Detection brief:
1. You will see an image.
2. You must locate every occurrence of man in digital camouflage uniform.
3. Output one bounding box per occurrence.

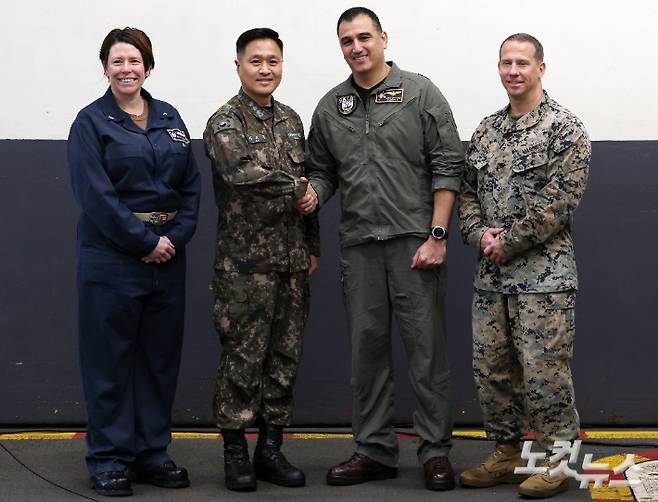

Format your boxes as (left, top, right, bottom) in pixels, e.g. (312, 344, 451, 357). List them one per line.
(458, 33, 590, 499)
(298, 7, 463, 491)
(203, 28, 319, 492)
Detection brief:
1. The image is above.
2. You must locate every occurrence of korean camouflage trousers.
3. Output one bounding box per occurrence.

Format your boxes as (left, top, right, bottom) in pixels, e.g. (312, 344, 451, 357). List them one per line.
(472, 289, 580, 450)
(212, 269, 309, 429)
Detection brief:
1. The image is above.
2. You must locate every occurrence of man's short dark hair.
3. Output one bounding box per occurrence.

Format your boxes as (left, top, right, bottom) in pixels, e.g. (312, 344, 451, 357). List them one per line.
(236, 28, 283, 56)
(499, 33, 544, 62)
(336, 7, 383, 35)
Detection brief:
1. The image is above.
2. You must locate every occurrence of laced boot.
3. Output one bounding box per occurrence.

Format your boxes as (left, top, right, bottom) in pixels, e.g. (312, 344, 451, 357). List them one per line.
(221, 429, 257, 491)
(460, 442, 529, 487)
(518, 455, 570, 498)
(253, 424, 305, 487)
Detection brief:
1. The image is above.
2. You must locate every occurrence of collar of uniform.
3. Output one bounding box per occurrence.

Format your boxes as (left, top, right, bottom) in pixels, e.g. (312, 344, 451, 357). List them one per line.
(334, 61, 403, 96)
(498, 90, 549, 134)
(237, 88, 289, 124)
(99, 87, 175, 124)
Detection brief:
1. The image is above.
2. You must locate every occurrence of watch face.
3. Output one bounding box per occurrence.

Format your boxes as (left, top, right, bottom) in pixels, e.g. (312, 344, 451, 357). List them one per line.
(431, 226, 446, 239)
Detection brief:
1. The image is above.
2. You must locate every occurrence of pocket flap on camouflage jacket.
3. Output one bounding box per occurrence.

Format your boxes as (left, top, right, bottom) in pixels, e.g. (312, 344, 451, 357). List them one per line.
(512, 150, 549, 173)
(288, 148, 305, 164)
(544, 291, 576, 310)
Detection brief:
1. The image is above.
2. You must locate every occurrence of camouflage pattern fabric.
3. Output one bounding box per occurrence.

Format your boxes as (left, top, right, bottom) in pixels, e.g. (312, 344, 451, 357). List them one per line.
(204, 89, 320, 275)
(472, 289, 579, 450)
(204, 89, 317, 429)
(459, 92, 590, 293)
(459, 92, 589, 450)
(212, 269, 309, 429)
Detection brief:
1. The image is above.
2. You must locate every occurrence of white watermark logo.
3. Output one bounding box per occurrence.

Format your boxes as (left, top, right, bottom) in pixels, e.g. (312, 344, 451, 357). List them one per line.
(514, 440, 640, 489)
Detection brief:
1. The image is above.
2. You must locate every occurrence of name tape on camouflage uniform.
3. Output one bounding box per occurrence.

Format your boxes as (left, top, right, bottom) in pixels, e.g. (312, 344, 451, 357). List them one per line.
(337, 94, 358, 115)
(167, 128, 190, 144)
(288, 132, 303, 140)
(247, 134, 267, 144)
(516, 141, 546, 155)
(375, 88, 404, 103)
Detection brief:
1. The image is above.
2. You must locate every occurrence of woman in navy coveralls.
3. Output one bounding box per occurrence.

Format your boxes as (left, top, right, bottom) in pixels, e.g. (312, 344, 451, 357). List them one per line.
(67, 27, 200, 497)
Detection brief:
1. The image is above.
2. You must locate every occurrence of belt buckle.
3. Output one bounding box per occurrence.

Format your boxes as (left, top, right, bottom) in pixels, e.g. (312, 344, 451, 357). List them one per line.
(148, 212, 168, 225)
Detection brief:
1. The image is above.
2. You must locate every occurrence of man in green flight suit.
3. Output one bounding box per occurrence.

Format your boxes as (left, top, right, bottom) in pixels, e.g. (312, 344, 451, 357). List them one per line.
(298, 7, 464, 491)
(204, 28, 320, 492)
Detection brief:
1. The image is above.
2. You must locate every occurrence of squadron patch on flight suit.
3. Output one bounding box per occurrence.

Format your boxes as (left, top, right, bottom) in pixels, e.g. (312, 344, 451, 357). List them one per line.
(375, 88, 404, 103)
(167, 128, 190, 145)
(337, 94, 358, 115)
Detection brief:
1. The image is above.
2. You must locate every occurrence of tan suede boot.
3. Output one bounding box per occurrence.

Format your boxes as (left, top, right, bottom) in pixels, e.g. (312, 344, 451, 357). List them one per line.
(459, 443, 529, 487)
(517, 458, 570, 498)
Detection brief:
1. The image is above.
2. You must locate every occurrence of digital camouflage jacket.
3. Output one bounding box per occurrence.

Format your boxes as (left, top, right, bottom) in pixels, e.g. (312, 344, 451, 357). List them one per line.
(459, 92, 591, 293)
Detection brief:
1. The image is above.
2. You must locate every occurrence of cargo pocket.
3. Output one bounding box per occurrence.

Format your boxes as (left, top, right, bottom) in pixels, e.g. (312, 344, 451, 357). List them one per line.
(212, 276, 250, 342)
(539, 291, 576, 360)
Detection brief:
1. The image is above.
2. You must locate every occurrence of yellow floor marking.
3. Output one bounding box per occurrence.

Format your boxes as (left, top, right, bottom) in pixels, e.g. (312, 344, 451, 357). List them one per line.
(453, 431, 488, 438)
(289, 433, 354, 439)
(172, 432, 221, 439)
(586, 431, 658, 439)
(1, 431, 657, 441)
(588, 453, 650, 501)
(0, 432, 77, 440)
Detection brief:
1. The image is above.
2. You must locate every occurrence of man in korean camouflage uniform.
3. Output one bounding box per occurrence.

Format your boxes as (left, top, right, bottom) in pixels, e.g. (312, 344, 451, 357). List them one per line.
(458, 33, 590, 498)
(203, 28, 319, 492)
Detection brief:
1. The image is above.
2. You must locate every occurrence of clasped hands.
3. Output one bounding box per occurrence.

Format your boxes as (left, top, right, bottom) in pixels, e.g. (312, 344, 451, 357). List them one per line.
(142, 236, 175, 264)
(481, 227, 510, 265)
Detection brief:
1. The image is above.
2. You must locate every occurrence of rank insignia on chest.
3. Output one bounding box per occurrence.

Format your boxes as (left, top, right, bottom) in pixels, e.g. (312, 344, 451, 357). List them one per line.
(375, 88, 404, 103)
(337, 94, 358, 115)
(167, 128, 190, 145)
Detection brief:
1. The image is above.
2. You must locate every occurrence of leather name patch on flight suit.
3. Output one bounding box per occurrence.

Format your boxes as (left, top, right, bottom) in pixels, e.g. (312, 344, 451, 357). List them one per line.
(375, 88, 404, 103)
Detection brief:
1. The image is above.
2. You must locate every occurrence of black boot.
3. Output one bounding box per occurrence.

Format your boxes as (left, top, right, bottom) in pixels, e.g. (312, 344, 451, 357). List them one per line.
(221, 429, 257, 491)
(253, 424, 305, 487)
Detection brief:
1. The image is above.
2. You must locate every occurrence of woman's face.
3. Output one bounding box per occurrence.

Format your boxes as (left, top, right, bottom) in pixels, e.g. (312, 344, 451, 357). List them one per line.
(104, 42, 146, 100)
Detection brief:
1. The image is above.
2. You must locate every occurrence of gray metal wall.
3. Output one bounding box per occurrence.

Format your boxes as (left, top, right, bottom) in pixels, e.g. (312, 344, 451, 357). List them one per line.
(0, 140, 655, 427)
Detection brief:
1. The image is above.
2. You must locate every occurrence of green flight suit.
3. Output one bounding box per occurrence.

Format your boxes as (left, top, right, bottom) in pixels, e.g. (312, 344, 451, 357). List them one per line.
(307, 63, 464, 466)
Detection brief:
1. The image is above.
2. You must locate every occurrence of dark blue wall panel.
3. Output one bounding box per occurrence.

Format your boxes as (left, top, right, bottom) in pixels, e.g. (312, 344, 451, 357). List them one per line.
(0, 140, 655, 426)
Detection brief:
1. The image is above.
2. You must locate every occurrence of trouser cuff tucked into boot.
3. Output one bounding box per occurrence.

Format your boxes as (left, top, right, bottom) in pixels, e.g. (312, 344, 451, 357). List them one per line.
(253, 424, 305, 487)
(222, 429, 257, 491)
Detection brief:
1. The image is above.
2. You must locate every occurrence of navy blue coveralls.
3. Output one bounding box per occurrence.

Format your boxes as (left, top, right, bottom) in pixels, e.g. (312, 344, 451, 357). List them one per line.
(68, 87, 201, 475)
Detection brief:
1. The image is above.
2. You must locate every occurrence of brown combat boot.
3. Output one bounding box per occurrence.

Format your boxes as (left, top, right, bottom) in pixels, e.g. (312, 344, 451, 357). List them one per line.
(517, 457, 569, 498)
(459, 442, 529, 487)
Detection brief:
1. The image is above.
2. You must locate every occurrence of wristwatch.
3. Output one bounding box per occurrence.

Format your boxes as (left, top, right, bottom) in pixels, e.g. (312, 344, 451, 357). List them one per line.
(430, 225, 448, 240)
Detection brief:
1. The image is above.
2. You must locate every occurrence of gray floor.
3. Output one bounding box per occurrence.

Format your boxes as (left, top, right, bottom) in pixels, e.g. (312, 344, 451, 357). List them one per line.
(0, 431, 653, 502)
